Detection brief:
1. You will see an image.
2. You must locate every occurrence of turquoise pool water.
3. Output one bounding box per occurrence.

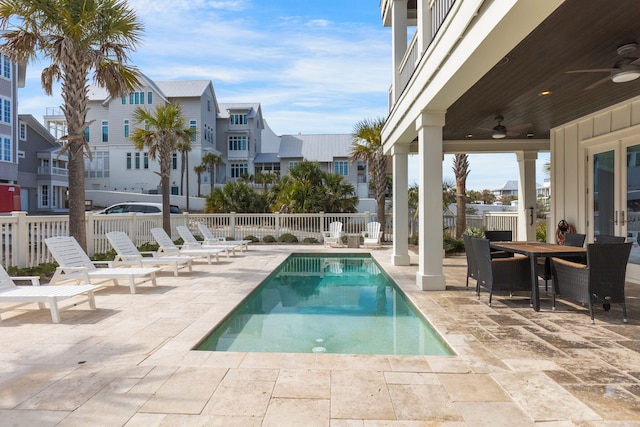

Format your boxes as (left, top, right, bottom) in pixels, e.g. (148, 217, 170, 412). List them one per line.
(196, 254, 452, 355)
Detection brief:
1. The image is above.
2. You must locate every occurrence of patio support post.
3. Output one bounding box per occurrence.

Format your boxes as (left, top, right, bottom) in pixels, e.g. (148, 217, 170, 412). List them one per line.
(516, 151, 538, 241)
(416, 111, 446, 290)
(392, 144, 410, 265)
(417, 0, 432, 55)
(392, 0, 408, 102)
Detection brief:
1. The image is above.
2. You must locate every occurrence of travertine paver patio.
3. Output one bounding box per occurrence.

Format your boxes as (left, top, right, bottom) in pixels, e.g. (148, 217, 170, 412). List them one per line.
(1, 244, 640, 426)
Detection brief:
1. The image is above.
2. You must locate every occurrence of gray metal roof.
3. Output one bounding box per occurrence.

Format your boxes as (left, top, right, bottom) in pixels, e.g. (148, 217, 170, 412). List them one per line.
(218, 103, 260, 118)
(279, 134, 353, 162)
(254, 153, 280, 163)
(155, 80, 211, 97)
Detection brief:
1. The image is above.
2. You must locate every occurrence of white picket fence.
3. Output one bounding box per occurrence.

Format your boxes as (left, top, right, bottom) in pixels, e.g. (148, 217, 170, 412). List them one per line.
(2, 211, 392, 268)
(443, 211, 519, 238)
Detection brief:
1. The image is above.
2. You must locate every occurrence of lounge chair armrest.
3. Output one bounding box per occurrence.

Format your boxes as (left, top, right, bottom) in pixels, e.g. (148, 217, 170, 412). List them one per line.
(10, 275, 41, 286)
(322, 231, 331, 238)
(204, 238, 222, 244)
(115, 254, 142, 262)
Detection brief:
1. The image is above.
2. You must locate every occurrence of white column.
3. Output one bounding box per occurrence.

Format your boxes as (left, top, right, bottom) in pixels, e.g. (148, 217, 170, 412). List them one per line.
(392, 0, 408, 102)
(417, 0, 432, 55)
(516, 151, 538, 241)
(416, 111, 446, 290)
(392, 145, 410, 266)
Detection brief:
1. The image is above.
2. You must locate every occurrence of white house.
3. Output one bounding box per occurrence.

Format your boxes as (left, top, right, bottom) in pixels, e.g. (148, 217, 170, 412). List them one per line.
(380, 0, 640, 288)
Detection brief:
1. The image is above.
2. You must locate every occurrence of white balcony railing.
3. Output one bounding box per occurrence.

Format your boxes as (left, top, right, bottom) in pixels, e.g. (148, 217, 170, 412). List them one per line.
(37, 166, 68, 176)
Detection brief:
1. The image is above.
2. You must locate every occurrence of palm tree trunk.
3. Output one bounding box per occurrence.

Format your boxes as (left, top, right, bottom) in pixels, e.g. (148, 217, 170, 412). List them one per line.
(185, 154, 190, 211)
(67, 148, 87, 250)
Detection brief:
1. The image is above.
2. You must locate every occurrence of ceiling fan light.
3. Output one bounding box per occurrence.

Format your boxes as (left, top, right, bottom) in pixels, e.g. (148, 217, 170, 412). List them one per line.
(611, 66, 640, 83)
(492, 129, 506, 139)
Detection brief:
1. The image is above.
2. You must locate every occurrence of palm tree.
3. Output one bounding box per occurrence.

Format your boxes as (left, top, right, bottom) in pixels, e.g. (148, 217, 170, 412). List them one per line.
(453, 154, 470, 238)
(0, 0, 143, 250)
(130, 103, 195, 234)
(194, 164, 206, 196)
(176, 138, 193, 210)
(351, 117, 388, 236)
(201, 152, 222, 193)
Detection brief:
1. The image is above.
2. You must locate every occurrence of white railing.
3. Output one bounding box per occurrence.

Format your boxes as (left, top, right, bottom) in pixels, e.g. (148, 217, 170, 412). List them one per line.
(443, 211, 518, 238)
(4, 211, 392, 268)
(37, 166, 68, 176)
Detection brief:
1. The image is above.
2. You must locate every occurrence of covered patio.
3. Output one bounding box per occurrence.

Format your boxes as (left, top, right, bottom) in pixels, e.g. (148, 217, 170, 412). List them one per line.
(382, 0, 640, 289)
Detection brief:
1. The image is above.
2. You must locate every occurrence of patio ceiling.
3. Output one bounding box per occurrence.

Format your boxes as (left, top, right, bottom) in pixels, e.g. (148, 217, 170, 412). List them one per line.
(443, 0, 640, 142)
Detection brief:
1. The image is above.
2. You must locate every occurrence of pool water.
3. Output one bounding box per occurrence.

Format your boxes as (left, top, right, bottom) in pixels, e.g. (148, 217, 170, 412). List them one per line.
(196, 254, 452, 356)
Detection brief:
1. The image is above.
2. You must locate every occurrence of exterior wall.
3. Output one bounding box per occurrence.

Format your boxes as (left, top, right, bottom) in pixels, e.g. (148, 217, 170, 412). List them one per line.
(0, 58, 19, 184)
(550, 95, 640, 243)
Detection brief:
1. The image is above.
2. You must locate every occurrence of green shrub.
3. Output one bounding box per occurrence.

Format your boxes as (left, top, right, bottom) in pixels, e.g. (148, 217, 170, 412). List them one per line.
(464, 226, 485, 237)
(138, 242, 159, 252)
(91, 249, 117, 261)
(244, 235, 260, 243)
(262, 235, 276, 243)
(303, 237, 318, 244)
(7, 262, 58, 280)
(279, 233, 299, 243)
(443, 234, 464, 254)
(409, 233, 419, 245)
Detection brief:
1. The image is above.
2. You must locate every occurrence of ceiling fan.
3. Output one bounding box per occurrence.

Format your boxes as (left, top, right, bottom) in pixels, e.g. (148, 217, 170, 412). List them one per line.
(479, 116, 532, 139)
(566, 43, 640, 90)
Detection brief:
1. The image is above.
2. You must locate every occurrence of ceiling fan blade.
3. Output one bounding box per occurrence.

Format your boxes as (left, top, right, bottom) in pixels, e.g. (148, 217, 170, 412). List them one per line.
(566, 68, 615, 73)
(505, 130, 520, 137)
(585, 76, 611, 90)
(631, 58, 640, 66)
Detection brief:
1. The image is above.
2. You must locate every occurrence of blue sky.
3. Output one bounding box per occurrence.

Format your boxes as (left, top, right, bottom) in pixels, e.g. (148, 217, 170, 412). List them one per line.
(16, 0, 549, 191)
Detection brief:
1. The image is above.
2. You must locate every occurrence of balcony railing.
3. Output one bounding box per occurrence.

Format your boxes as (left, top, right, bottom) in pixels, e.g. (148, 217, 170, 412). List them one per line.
(37, 166, 68, 176)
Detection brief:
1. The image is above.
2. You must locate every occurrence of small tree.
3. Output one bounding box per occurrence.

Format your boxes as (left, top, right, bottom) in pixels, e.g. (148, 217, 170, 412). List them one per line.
(453, 154, 470, 238)
(202, 153, 222, 193)
(130, 103, 195, 233)
(194, 164, 206, 196)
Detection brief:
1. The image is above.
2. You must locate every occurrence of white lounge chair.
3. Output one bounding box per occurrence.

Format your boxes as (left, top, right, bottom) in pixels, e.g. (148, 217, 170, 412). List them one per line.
(323, 221, 344, 247)
(196, 223, 251, 251)
(150, 228, 225, 264)
(106, 231, 194, 277)
(175, 226, 236, 257)
(0, 265, 103, 323)
(361, 222, 382, 248)
(44, 236, 160, 294)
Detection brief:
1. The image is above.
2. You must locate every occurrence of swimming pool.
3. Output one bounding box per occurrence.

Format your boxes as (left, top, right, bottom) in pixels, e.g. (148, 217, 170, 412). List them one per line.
(196, 254, 452, 356)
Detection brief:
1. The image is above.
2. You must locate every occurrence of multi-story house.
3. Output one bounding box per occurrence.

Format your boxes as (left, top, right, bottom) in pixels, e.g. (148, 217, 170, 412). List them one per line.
(17, 114, 68, 212)
(45, 75, 222, 197)
(380, 0, 640, 288)
(0, 54, 24, 199)
(42, 74, 372, 209)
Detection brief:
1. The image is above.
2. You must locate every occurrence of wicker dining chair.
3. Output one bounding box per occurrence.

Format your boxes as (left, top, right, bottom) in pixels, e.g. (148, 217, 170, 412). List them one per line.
(594, 234, 626, 244)
(472, 237, 531, 306)
(463, 234, 478, 289)
(536, 232, 587, 290)
(551, 242, 632, 323)
(484, 230, 514, 258)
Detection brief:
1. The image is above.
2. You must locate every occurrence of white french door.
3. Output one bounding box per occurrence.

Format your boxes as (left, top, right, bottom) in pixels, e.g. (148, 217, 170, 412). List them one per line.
(588, 140, 640, 280)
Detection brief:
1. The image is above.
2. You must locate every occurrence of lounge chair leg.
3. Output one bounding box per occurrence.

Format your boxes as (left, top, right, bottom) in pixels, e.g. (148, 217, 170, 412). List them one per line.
(623, 302, 628, 323)
(48, 298, 61, 323)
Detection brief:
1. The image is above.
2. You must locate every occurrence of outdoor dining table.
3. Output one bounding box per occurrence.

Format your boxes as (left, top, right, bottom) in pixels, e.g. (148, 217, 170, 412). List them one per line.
(488, 241, 587, 311)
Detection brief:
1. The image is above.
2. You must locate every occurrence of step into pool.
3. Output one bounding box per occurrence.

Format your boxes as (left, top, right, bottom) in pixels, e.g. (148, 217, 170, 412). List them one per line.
(196, 254, 452, 356)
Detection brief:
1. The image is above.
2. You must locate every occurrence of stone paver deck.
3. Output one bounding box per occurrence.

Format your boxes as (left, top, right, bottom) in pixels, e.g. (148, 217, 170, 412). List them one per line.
(1, 245, 639, 426)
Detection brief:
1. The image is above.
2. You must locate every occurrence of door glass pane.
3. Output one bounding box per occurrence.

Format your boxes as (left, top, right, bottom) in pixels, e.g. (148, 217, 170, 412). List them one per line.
(593, 150, 615, 237)
(627, 145, 640, 265)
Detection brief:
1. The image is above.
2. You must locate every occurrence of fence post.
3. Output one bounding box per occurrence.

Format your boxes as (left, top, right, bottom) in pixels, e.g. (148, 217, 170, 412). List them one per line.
(86, 212, 95, 256)
(230, 212, 236, 239)
(13, 211, 28, 267)
(274, 212, 280, 239)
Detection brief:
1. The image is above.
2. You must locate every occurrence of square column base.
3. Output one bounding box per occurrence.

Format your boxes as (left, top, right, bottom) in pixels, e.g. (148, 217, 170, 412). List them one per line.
(393, 254, 411, 266)
(416, 272, 446, 290)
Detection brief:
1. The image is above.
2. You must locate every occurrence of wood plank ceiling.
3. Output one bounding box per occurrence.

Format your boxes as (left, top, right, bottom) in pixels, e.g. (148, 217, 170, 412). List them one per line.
(442, 0, 640, 141)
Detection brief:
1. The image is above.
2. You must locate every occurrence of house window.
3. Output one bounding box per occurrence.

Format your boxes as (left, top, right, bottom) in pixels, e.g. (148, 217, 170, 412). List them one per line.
(40, 185, 49, 207)
(134, 92, 139, 104)
(124, 119, 129, 138)
(126, 152, 132, 169)
(207, 100, 211, 111)
(147, 92, 152, 104)
(229, 114, 247, 125)
(121, 96, 126, 104)
(144, 120, 149, 131)
(139, 91, 145, 104)
(84, 127, 90, 142)
(19, 121, 26, 140)
(230, 162, 248, 178)
(334, 161, 348, 176)
(190, 120, 196, 142)
(143, 152, 149, 169)
(129, 93, 134, 104)
(101, 121, 108, 142)
(228, 135, 247, 151)
(2, 55, 9, 79)
(357, 161, 366, 183)
(84, 151, 109, 178)
(288, 161, 299, 170)
(172, 153, 177, 170)
(135, 152, 140, 169)
(2, 138, 10, 161)
(3, 99, 10, 123)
